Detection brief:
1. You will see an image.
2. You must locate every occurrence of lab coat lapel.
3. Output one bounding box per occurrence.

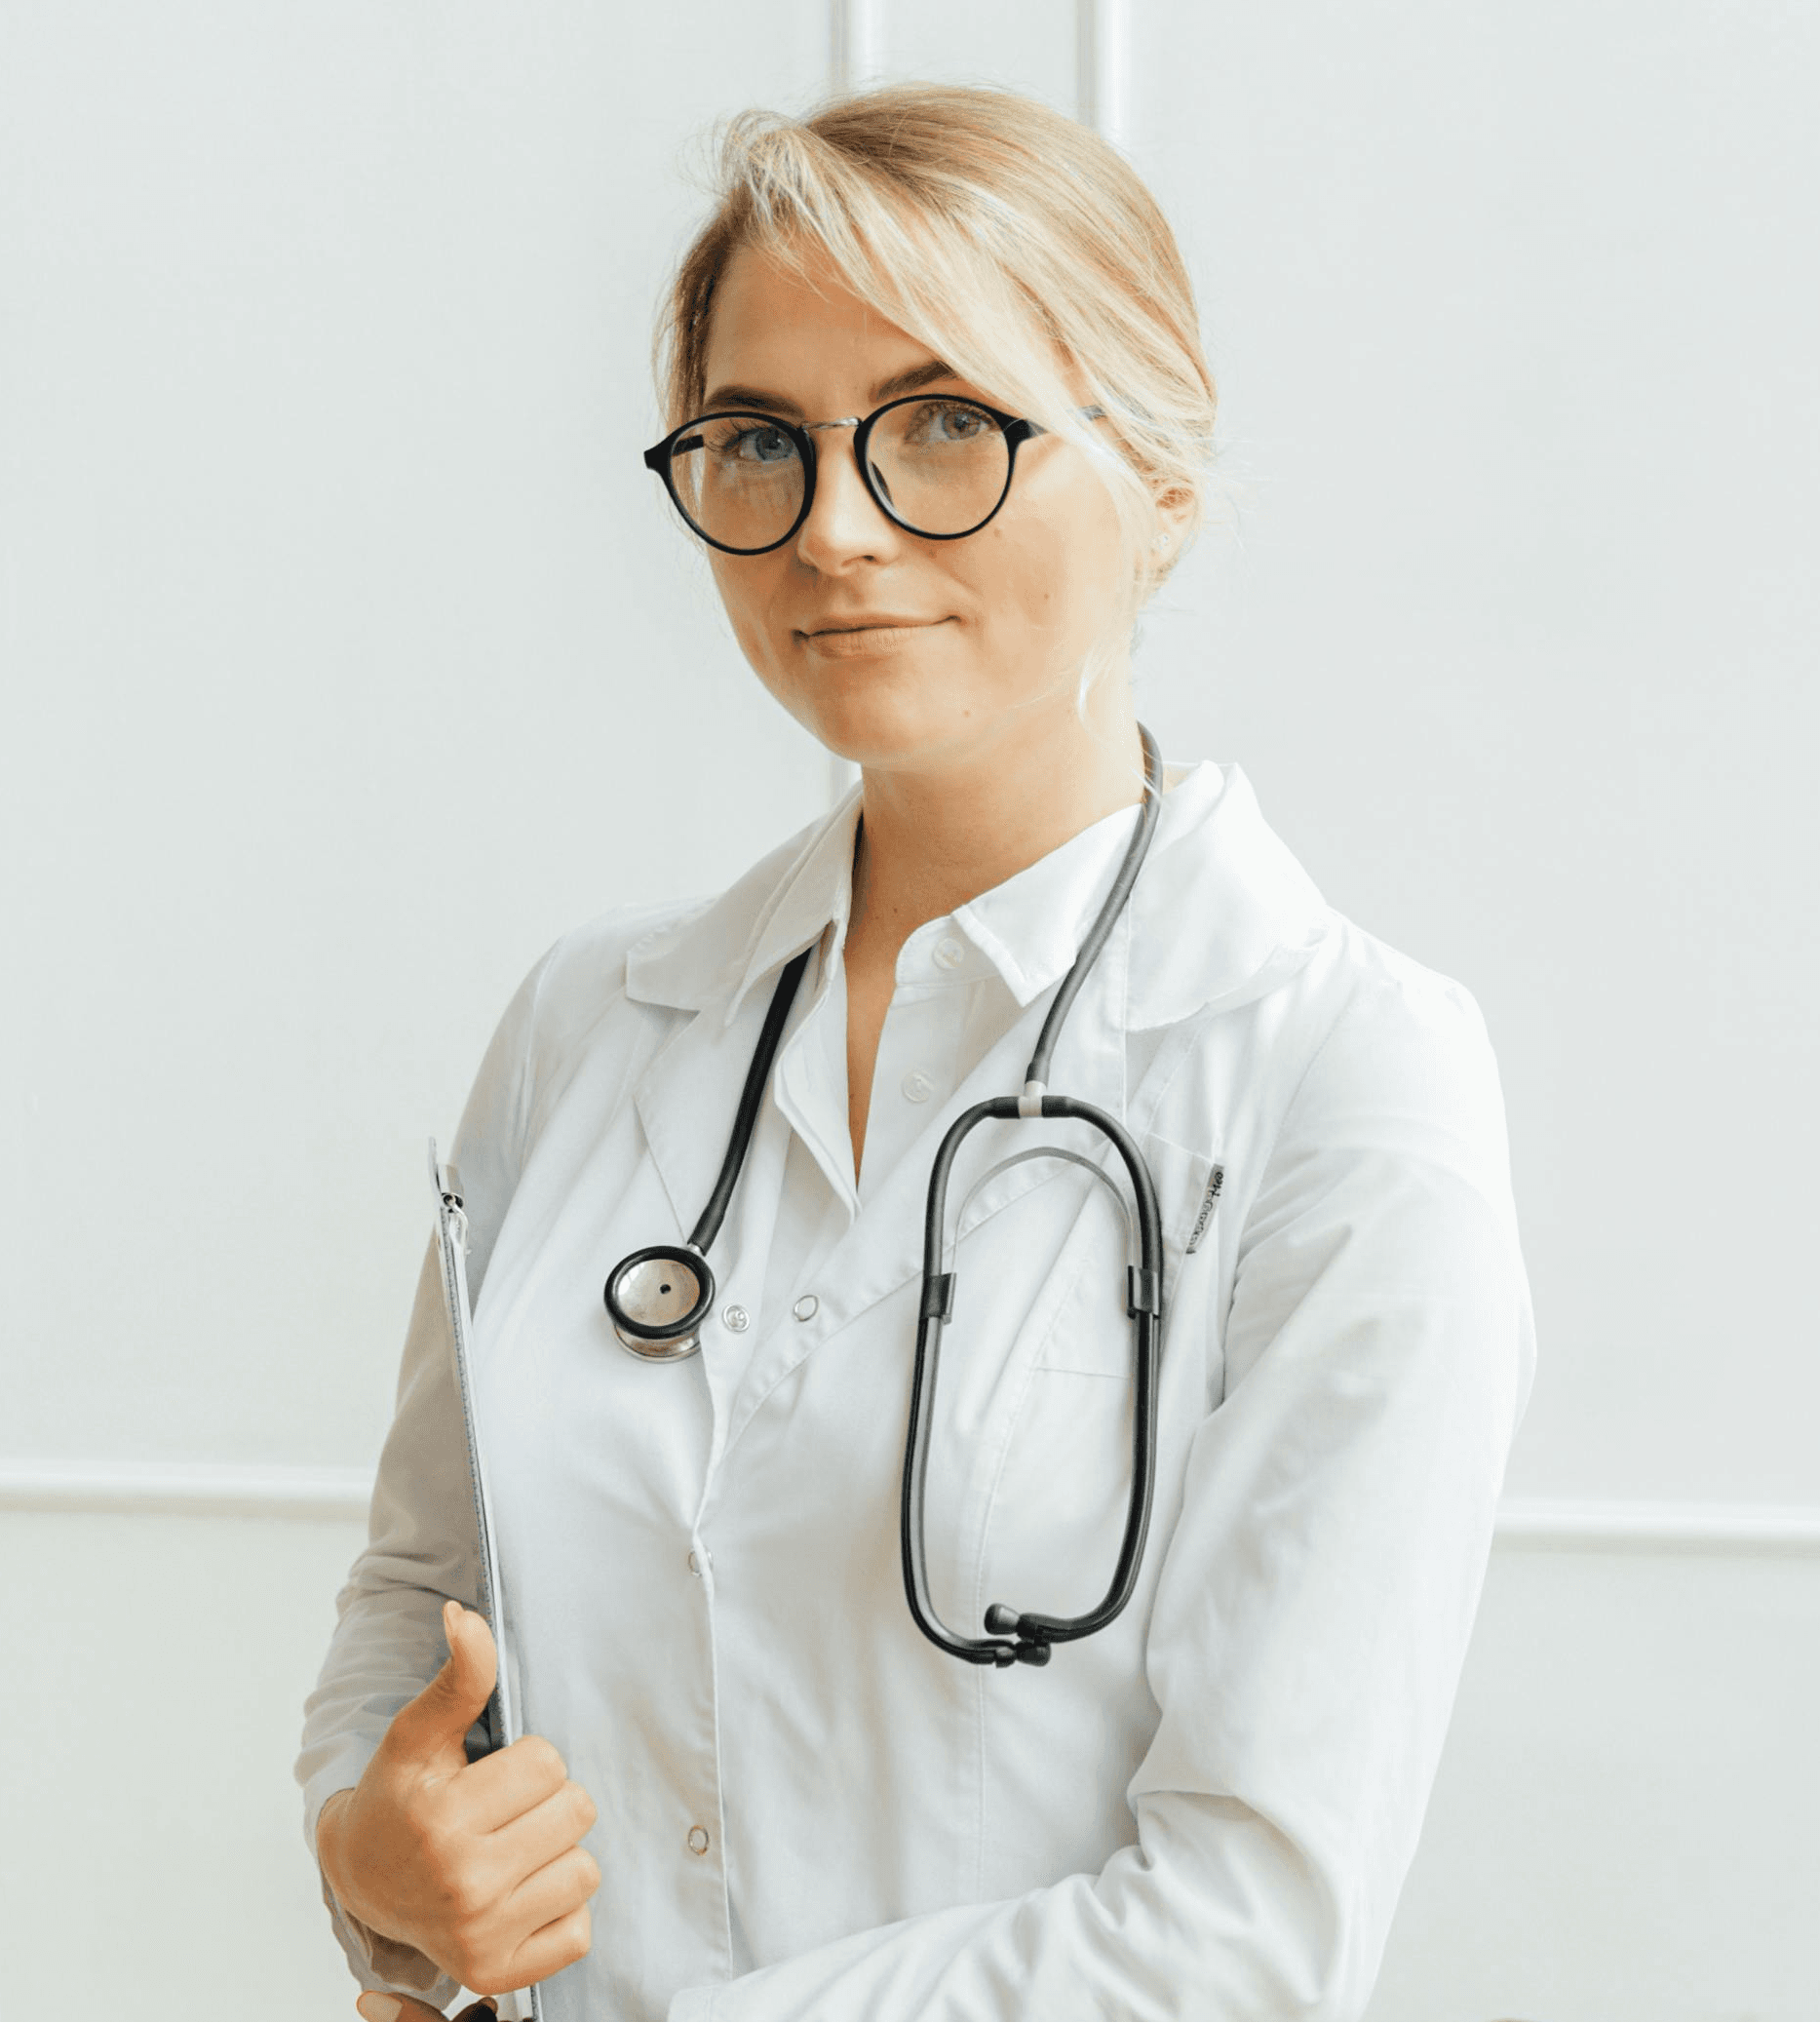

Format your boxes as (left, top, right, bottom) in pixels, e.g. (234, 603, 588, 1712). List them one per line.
(631, 1006, 755, 1256)
(629, 989, 810, 1458)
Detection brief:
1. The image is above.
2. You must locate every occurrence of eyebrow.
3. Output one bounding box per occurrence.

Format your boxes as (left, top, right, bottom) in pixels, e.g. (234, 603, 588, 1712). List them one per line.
(699, 357, 964, 418)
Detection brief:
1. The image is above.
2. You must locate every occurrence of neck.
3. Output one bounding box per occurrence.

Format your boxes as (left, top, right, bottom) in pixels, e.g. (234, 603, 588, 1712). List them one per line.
(846, 688, 1145, 968)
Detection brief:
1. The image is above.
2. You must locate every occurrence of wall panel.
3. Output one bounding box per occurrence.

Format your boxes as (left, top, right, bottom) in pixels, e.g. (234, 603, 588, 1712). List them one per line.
(0, 0, 833, 1471)
(1129, 0, 1820, 1507)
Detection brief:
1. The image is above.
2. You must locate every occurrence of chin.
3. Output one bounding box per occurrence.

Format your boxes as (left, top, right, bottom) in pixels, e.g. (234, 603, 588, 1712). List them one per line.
(772, 668, 963, 773)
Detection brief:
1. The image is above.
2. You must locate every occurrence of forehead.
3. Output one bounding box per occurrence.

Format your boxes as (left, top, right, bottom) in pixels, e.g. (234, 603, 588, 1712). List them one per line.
(701, 243, 930, 398)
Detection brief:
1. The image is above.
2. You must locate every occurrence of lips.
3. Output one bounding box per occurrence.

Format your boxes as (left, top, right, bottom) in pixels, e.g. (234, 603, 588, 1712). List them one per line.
(804, 616, 938, 634)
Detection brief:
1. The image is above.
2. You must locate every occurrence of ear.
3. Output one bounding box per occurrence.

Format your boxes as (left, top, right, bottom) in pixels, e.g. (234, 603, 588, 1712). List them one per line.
(1153, 481, 1196, 548)
(1140, 484, 1197, 590)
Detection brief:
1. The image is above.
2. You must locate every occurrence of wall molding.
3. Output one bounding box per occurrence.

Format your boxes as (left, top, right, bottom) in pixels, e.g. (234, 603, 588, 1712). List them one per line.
(830, 0, 885, 94)
(0, 1460, 375, 1521)
(1491, 1497, 1820, 1555)
(1077, 0, 1132, 149)
(3, 1460, 1818, 1552)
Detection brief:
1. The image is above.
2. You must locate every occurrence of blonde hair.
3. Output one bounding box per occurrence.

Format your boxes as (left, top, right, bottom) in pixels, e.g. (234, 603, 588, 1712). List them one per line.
(653, 83, 1218, 691)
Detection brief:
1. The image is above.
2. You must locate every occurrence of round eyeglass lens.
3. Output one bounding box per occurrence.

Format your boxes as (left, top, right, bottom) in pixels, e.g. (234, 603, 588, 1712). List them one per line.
(868, 399, 1011, 536)
(667, 413, 807, 552)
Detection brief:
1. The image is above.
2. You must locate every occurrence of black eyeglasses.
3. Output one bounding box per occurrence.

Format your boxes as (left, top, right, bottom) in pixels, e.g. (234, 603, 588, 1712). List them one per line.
(642, 395, 1106, 556)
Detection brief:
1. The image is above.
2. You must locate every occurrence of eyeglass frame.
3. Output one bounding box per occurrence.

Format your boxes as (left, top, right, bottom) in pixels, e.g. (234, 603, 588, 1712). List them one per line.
(641, 395, 1108, 557)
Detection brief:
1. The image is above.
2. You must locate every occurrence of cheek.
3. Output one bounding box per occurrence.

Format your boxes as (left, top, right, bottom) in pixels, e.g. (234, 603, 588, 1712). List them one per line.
(710, 561, 788, 679)
(987, 501, 1123, 645)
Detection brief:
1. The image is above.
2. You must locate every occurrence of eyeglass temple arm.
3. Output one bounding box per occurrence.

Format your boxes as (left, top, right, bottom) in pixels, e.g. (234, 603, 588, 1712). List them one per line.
(1023, 405, 1105, 439)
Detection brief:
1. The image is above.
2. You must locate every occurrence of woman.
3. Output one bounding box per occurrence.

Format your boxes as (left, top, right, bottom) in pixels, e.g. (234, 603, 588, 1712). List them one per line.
(299, 83, 1534, 2022)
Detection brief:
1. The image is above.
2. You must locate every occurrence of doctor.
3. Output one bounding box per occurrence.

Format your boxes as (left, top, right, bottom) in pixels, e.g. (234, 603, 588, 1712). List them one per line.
(299, 82, 1533, 2022)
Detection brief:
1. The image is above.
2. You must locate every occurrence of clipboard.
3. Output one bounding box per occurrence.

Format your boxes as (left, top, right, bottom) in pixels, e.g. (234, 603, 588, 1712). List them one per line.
(429, 1140, 546, 2022)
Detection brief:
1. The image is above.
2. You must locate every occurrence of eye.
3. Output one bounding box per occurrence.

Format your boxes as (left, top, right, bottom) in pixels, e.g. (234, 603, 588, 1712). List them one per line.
(914, 401, 993, 444)
(724, 423, 797, 465)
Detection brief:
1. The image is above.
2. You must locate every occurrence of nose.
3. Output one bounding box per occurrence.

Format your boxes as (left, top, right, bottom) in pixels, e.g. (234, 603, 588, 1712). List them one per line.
(793, 423, 903, 573)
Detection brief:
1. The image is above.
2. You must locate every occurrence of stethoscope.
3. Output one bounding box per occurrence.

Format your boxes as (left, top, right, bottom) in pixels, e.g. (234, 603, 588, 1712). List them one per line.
(603, 726, 1168, 1669)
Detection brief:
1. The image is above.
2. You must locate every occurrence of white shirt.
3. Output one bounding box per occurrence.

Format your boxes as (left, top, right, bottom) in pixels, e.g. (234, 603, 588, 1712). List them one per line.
(297, 758, 1535, 2022)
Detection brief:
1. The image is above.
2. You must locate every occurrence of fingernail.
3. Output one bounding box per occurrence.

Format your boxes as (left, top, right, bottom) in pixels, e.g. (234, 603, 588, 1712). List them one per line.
(443, 1598, 460, 1640)
(357, 1996, 403, 2022)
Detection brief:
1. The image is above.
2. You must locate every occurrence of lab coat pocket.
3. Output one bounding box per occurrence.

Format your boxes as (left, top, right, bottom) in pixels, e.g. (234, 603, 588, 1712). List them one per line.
(1143, 1128, 1222, 1276)
(983, 1363, 1137, 1624)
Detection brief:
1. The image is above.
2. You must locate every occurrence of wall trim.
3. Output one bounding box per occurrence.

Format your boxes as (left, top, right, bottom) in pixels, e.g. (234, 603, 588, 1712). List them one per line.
(0, 1460, 375, 1521)
(1492, 1497, 1820, 1554)
(830, 0, 885, 94)
(1077, 0, 1132, 149)
(3, 1460, 1818, 1551)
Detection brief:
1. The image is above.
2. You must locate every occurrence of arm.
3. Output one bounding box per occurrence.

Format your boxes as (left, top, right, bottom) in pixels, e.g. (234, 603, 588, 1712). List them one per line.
(295, 951, 553, 1999)
(669, 971, 1534, 2022)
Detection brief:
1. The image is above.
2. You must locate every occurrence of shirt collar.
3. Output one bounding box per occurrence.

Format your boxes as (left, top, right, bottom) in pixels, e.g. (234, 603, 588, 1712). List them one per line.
(622, 758, 1331, 1030)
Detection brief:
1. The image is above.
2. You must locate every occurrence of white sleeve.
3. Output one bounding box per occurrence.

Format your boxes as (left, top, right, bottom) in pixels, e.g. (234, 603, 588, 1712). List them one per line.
(668, 972, 1536, 2022)
(293, 948, 550, 2002)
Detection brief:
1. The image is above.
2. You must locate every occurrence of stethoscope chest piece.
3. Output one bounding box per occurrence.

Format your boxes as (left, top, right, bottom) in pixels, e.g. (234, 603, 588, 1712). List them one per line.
(600, 946, 813, 1366)
(605, 1243, 715, 1361)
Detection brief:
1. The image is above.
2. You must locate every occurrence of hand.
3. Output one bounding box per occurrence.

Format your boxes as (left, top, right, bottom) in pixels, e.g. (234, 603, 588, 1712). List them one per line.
(319, 1600, 600, 1997)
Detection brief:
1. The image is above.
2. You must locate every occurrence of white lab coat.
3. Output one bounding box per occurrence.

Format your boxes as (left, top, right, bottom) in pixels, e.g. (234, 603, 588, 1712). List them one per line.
(297, 757, 1534, 2022)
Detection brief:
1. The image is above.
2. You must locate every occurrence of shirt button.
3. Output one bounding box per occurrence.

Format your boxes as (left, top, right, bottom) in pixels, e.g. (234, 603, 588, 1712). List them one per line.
(687, 1549, 704, 1576)
(722, 1303, 750, 1333)
(933, 936, 966, 971)
(687, 1825, 711, 1856)
(793, 1294, 819, 1322)
(901, 1068, 935, 1104)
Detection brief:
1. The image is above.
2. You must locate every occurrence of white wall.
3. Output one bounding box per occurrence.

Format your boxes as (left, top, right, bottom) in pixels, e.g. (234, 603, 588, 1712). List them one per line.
(1127, 0, 1820, 1508)
(4, 3, 1815, 2015)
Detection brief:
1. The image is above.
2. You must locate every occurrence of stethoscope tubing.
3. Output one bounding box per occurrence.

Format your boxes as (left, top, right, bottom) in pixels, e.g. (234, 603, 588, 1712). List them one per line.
(900, 1090, 1166, 1668)
(602, 723, 1169, 1670)
(689, 945, 814, 1256)
(899, 725, 1169, 1668)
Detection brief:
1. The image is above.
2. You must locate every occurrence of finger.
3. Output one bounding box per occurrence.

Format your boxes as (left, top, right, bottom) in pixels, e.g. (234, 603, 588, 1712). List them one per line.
(494, 1842, 602, 1940)
(385, 1601, 499, 1773)
(502, 1901, 594, 1992)
(457, 1730, 571, 1832)
(486, 1777, 598, 1876)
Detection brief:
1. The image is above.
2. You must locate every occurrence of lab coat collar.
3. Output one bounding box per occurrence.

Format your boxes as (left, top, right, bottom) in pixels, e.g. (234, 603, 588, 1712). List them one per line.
(621, 758, 1331, 1031)
(623, 785, 864, 1026)
(1121, 759, 1334, 1027)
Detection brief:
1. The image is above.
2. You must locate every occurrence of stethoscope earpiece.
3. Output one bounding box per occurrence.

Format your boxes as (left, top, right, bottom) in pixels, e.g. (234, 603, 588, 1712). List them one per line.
(604, 1243, 716, 1361)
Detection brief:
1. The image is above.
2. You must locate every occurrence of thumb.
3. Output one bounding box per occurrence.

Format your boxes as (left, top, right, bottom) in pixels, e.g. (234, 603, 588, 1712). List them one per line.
(387, 1598, 497, 1770)
(356, 1995, 483, 2021)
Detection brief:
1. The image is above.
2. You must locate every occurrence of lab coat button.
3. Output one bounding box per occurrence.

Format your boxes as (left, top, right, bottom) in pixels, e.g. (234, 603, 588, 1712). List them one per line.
(687, 1549, 704, 1575)
(722, 1303, 750, 1332)
(793, 1294, 819, 1322)
(901, 1068, 935, 1104)
(933, 936, 965, 970)
(687, 1825, 711, 1856)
